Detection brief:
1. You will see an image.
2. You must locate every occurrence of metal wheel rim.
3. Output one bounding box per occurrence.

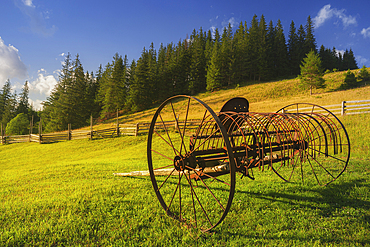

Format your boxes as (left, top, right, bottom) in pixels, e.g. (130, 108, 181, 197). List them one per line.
(147, 95, 236, 231)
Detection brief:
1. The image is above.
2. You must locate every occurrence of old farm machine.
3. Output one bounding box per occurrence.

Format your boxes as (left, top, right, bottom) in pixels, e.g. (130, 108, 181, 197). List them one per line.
(122, 95, 350, 232)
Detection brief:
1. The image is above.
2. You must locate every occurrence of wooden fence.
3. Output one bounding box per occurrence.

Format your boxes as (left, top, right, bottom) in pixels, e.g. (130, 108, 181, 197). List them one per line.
(286, 99, 370, 116)
(1, 99, 369, 145)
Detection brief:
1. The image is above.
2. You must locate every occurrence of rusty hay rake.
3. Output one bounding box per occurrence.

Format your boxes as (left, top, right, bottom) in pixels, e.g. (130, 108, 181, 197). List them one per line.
(119, 95, 350, 232)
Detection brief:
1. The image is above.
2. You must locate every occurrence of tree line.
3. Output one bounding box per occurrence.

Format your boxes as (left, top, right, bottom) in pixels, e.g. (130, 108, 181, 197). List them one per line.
(1, 14, 359, 133)
(0, 80, 39, 134)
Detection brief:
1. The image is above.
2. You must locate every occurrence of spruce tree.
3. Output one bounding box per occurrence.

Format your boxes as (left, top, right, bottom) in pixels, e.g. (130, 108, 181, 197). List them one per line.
(206, 41, 223, 91)
(358, 65, 370, 82)
(189, 28, 207, 94)
(219, 23, 234, 86)
(300, 51, 325, 95)
(17, 81, 29, 115)
(157, 43, 172, 100)
(266, 20, 276, 80)
(297, 24, 306, 65)
(287, 21, 300, 75)
(69, 54, 90, 128)
(248, 15, 260, 80)
(304, 16, 317, 54)
(274, 20, 288, 78)
(0, 79, 12, 123)
(127, 48, 152, 112)
(232, 21, 248, 84)
(319, 45, 332, 71)
(257, 15, 268, 81)
(342, 69, 357, 89)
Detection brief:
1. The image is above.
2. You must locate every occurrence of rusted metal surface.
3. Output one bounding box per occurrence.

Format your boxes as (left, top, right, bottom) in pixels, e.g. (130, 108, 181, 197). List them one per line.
(136, 96, 350, 232)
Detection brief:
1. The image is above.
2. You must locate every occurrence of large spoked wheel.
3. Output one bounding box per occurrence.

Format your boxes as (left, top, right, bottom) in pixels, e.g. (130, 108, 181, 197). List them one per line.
(274, 103, 350, 186)
(147, 95, 236, 232)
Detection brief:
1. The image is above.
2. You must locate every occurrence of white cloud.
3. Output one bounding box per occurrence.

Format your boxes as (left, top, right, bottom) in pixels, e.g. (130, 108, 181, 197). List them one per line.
(356, 55, 369, 67)
(314, 4, 357, 28)
(336, 49, 345, 56)
(0, 37, 28, 87)
(22, 0, 34, 7)
(361, 27, 370, 38)
(210, 26, 216, 39)
(15, 0, 56, 36)
(28, 98, 43, 111)
(222, 17, 237, 28)
(28, 69, 58, 96)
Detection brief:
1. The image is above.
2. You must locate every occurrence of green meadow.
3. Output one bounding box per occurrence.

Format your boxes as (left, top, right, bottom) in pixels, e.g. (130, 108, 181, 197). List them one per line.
(1, 73, 370, 246)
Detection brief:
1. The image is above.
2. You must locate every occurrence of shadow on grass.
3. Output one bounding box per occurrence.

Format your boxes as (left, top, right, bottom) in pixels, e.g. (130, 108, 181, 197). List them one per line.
(237, 179, 369, 217)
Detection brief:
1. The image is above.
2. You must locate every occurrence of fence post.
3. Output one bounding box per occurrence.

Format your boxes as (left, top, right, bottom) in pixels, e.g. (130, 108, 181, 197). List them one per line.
(341, 101, 346, 116)
(116, 109, 120, 137)
(135, 123, 139, 137)
(29, 115, 34, 142)
(1, 123, 3, 144)
(39, 118, 42, 144)
(68, 124, 71, 140)
(90, 115, 93, 140)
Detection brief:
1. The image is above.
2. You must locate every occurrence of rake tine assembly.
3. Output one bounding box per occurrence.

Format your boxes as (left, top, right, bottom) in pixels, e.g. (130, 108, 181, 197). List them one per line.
(143, 96, 350, 232)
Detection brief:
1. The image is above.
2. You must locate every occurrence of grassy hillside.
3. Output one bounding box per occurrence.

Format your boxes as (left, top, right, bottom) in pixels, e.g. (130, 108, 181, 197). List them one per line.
(117, 69, 370, 125)
(1, 71, 370, 246)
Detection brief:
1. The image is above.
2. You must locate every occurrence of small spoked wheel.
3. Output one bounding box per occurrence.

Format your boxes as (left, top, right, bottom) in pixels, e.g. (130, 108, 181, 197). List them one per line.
(147, 95, 236, 231)
(274, 103, 350, 186)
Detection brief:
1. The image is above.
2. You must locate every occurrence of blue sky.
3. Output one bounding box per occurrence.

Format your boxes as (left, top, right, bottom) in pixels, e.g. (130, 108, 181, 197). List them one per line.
(1, 0, 369, 109)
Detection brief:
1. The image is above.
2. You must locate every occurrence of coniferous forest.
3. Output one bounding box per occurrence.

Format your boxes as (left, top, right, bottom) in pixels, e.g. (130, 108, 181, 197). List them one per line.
(0, 15, 359, 133)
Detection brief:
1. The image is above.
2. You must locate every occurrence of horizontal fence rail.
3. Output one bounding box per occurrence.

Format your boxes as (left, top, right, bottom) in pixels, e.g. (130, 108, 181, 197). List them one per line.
(278, 100, 370, 116)
(342, 100, 370, 115)
(1, 99, 369, 145)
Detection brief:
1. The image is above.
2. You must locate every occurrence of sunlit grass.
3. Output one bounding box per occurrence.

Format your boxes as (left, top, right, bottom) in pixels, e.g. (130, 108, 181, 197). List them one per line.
(1, 73, 370, 245)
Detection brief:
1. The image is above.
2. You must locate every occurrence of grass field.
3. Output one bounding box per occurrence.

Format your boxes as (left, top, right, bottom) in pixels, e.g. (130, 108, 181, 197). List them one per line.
(1, 73, 370, 246)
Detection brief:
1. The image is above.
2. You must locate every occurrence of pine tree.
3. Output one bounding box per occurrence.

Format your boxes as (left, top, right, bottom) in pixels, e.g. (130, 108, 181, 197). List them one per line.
(206, 41, 223, 91)
(287, 21, 300, 75)
(97, 53, 129, 118)
(157, 43, 172, 100)
(42, 53, 93, 131)
(204, 29, 214, 68)
(219, 23, 234, 86)
(297, 24, 306, 65)
(266, 20, 276, 80)
(304, 16, 317, 54)
(257, 15, 268, 81)
(44, 52, 73, 131)
(232, 21, 248, 84)
(274, 20, 288, 78)
(189, 28, 207, 94)
(248, 15, 260, 80)
(170, 40, 190, 95)
(319, 45, 332, 72)
(358, 65, 370, 82)
(300, 51, 325, 95)
(127, 48, 153, 112)
(148, 42, 159, 103)
(17, 81, 29, 115)
(343, 49, 358, 70)
(0, 79, 12, 122)
(69, 54, 90, 128)
(341, 69, 357, 89)
(0, 79, 17, 126)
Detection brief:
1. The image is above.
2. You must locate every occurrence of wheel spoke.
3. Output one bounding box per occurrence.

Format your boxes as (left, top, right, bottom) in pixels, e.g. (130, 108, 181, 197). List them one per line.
(151, 149, 174, 161)
(156, 168, 176, 192)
